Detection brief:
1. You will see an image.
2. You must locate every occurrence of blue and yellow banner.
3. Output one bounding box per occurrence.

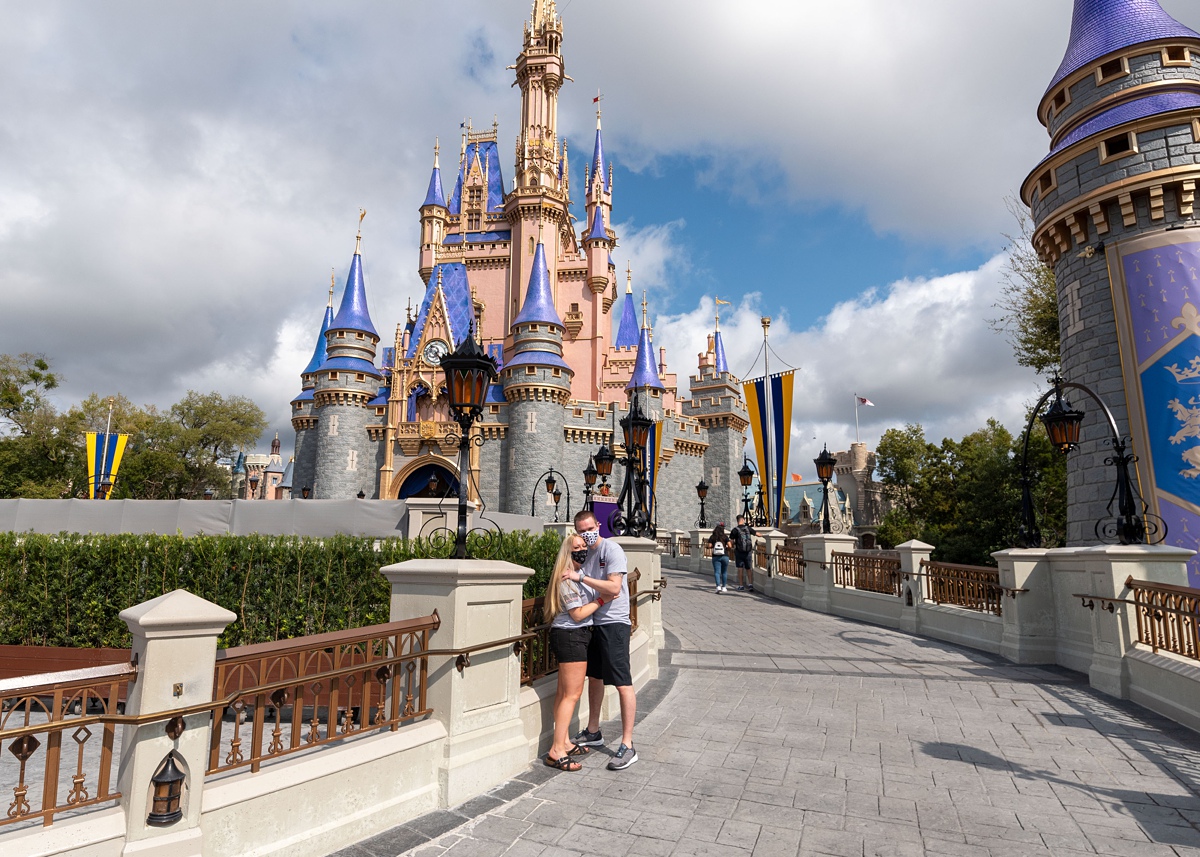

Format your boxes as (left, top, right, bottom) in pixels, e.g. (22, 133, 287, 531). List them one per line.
(743, 370, 795, 529)
(645, 419, 664, 519)
(86, 432, 128, 499)
(1110, 233, 1200, 585)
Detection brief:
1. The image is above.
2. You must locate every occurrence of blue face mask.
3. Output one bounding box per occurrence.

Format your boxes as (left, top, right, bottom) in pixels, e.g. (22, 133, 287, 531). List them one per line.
(580, 529, 600, 548)
(570, 549, 589, 565)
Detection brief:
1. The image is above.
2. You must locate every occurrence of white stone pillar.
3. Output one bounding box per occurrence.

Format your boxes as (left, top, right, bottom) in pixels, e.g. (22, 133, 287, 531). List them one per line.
(799, 533, 857, 614)
(896, 539, 933, 635)
(118, 590, 236, 857)
(993, 548, 1057, 664)
(403, 497, 478, 541)
(1073, 544, 1193, 698)
(381, 559, 533, 807)
(617, 536, 663, 670)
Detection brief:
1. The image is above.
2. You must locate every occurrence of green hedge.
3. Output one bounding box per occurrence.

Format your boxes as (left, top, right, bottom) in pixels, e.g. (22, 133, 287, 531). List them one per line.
(0, 530, 562, 648)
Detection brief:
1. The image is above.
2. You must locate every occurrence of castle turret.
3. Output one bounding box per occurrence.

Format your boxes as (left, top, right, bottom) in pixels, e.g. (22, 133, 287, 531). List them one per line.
(502, 239, 573, 516)
(291, 274, 336, 497)
(1024, 0, 1200, 553)
(419, 141, 449, 282)
(312, 223, 383, 499)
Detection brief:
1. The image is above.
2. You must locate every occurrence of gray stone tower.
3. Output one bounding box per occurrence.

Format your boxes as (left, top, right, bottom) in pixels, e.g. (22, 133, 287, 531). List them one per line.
(312, 231, 383, 499)
(291, 277, 334, 498)
(684, 326, 749, 526)
(501, 238, 573, 515)
(1024, 0, 1200, 568)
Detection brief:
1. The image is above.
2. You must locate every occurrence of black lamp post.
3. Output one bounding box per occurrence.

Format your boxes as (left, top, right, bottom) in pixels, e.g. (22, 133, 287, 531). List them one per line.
(356, 490, 366, 499)
(530, 468, 571, 522)
(439, 327, 499, 558)
(609, 394, 655, 537)
(814, 445, 837, 535)
(247, 472, 260, 500)
(594, 444, 615, 498)
(1018, 375, 1164, 547)
(695, 479, 709, 528)
(96, 475, 114, 501)
(582, 456, 598, 511)
(203, 487, 214, 501)
(738, 457, 768, 527)
(301, 486, 311, 499)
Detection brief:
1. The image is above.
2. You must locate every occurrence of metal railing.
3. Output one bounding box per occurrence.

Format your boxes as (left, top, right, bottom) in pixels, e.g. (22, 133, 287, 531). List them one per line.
(0, 661, 137, 828)
(677, 538, 691, 557)
(656, 536, 671, 551)
(1129, 578, 1200, 660)
(754, 543, 767, 570)
(207, 614, 438, 776)
(520, 597, 555, 685)
(920, 560, 1003, 616)
(830, 551, 904, 596)
(772, 546, 805, 579)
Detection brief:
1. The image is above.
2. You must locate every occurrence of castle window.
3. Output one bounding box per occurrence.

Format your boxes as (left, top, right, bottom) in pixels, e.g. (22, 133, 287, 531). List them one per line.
(528, 237, 534, 255)
(336, 332, 345, 338)
(1096, 57, 1129, 84)
(356, 373, 365, 382)
(529, 324, 539, 332)
(1037, 169, 1056, 196)
(489, 404, 500, 414)
(570, 302, 579, 313)
(468, 188, 482, 205)
(328, 371, 339, 380)
(526, 367, 536, 375)
(376, 407, 385, 416)
(552, 368, 562, 377)
(1051, 88, 1069, 114)
(1100, 131, 1136, 162)
(467, 213, 481, 231)
(1163, 46, 1191, 67)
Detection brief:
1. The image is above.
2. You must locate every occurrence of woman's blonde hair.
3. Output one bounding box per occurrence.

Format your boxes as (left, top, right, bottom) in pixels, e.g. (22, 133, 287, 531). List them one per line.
(545, 533, 586, 618)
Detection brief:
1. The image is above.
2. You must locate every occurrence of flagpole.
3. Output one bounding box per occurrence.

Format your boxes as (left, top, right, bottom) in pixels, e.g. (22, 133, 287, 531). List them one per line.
(853, 393, 860, 444)
(98, 396, 114, 500)
(761, 316, 774, 528)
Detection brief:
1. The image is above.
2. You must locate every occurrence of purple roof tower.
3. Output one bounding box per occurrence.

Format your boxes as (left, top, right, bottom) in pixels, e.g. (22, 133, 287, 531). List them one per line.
(422, 143, 448, 209)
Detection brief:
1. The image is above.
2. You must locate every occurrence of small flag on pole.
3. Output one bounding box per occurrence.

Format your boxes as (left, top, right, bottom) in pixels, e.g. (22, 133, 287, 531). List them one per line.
(791, 472, 801, 483)
(715, 298, 731, 306)
(856, 396, 875, 406)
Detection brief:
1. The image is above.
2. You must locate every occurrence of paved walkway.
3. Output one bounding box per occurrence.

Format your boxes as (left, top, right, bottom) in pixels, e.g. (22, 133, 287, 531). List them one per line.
(336, 568, 1200, 857)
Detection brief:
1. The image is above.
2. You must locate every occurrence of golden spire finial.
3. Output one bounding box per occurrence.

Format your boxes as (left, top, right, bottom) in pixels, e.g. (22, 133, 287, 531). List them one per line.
(355, 209, 366, 255)
(594, 90, 603, 125)
(641, 289, 649, 329)
(625, 264, 633, 294)
(329, 268, 335, 307)
(406, 297, 414, 324)
(433, 137, 440, 169)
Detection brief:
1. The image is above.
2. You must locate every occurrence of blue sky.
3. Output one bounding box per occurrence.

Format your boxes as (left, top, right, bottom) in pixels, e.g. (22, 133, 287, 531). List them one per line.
(1, 0, 1197, 480)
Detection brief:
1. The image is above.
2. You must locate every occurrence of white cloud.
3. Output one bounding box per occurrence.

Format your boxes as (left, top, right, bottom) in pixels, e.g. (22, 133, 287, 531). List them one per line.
(654, 252, 1041, 478)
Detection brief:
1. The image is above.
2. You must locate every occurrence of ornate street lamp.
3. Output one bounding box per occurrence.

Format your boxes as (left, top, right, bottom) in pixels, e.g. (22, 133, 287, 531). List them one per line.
(738, 457, 767, 527)
(356, 490, 366, 499)
(203, 487, 214, 500)
(531, 468, 571, 522)
(695, 479, 709, 529)
(439, 326, 499, 558)
(582, 456, 598, 511)
(814, 445, 837, 535)
(247, 472, 260, 500)
(1018, 375, 1164, 547)
(608, 394, 655, 538)
(301, 486, 311, 499)
(96, 475, 114, 501)
(594, 443, 615, 497)
(147, 754, 186, 826)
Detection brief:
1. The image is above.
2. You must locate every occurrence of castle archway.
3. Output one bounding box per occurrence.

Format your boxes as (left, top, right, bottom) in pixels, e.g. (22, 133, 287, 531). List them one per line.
(390, 455, 460, 500)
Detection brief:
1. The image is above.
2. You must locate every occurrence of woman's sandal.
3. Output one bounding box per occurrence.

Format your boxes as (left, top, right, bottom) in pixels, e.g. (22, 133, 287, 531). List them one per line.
(544, 753, 583, 771)
(565, 743, 590, 757)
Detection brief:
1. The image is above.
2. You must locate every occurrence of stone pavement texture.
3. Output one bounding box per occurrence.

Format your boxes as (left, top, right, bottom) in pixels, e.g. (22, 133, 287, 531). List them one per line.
(333, 568, 1200, 857)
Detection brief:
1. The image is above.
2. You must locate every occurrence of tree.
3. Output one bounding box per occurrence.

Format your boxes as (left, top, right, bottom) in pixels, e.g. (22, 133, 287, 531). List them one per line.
(990, 199, 1061, 376)
(0, 353, 59, 437)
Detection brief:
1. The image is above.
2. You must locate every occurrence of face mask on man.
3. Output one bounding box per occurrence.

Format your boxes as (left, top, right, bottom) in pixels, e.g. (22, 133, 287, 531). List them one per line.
(570, 549, 589, 565)
(580, 529, 600, 548)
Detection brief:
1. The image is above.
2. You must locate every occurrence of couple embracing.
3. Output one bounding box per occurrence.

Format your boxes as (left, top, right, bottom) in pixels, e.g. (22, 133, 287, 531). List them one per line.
(543, 509, 638, 773)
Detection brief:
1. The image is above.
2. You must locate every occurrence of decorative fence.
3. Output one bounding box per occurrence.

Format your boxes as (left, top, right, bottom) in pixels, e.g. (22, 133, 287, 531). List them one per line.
(830, 551, 903, 596)
(0, 661, 137, 828)
(1128, 578, 1200, 661)
(520, 597, 555, 685)
(754, 543, 767, 570)
(919, 560, 1003, 616)
(207, 615, 437, 776)
(771, 546, 805, 579)
(677, 538, 691, 557)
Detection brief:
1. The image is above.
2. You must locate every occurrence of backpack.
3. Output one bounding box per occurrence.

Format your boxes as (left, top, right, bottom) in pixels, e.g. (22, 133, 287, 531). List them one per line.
(712, 538, 725, 556)
(736, 526, 753, 554)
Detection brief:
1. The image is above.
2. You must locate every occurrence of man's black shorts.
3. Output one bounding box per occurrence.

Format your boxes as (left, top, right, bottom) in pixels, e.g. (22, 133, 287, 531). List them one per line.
(586, 623, 632, 686)
(734, 550, 752, 568)
(550, 626, 592, 663)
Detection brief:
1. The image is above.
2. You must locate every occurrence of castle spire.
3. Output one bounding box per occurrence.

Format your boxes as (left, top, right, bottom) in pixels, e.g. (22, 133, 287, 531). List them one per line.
(591, 109, 607, 195)
(302, 273, 337, 377)
(626, 315, 665, 392)
(614, 265, 639, 350)
(713, 297, 731, 376)
(331, 215, 378, 338)
(512, 240, 562, 328)
(422, 139, 447, 208)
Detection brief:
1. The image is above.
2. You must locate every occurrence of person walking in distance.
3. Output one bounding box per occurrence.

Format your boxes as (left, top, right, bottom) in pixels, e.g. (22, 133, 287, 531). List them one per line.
(708, 522, 731, 593)
(567, 509, 638, 770)
(543, 533, 606, 770)
(731, 514, 757, 592)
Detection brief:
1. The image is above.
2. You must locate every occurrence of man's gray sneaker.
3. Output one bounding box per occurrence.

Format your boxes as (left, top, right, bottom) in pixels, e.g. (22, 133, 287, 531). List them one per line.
(606, 743, 638, 770)
(571, 728, 603, 747)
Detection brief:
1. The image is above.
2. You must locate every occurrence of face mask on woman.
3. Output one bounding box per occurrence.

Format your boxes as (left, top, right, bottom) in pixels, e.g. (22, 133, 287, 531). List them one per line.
(570, 549, 589, 565)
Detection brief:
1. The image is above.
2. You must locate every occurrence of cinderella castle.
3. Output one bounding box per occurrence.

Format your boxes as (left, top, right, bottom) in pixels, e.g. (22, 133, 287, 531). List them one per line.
(290, 1, 748, 531)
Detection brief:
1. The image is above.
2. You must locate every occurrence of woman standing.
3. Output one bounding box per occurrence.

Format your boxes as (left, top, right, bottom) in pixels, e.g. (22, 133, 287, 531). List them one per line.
(544, 533, 606, 770)
(708, 522, 732, 593)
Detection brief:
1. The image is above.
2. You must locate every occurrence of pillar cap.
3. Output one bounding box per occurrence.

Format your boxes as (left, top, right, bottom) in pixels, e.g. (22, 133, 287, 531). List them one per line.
(380, 558, 533, 586)
(120, 589, 236, 640)
(896, 539, 935, 551)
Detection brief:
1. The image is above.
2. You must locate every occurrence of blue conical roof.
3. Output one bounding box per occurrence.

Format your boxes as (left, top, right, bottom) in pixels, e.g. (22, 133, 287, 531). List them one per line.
(330, 249, 378, 338)
(513, 242, 562, 327)
(422, 150, 447, 208)
(626, 326, 665, 391)
(586, 207, 608, 242)
(302, 302, 335, 375)
(280, 458, 294, 490)
(591, 117, 609, 193)
(614, 285, 639, 350)
(233, 451, 246, 475)
(1048, 0, 1200, 92)
(714, 330, 730, 375)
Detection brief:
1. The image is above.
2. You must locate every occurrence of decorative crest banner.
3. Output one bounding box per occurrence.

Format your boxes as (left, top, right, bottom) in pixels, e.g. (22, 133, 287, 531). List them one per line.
(1109, 232, 1200, 584)
(85, 432, 128, 499)
(742, 370, 795, 529)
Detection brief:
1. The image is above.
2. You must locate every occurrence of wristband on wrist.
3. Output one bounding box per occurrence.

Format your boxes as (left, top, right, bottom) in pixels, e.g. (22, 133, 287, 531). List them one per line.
(596, 597, 604, 607)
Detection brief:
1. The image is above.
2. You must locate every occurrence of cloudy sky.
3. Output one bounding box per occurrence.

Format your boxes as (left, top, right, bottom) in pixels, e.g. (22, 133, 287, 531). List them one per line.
(4, 0, 1198, 480)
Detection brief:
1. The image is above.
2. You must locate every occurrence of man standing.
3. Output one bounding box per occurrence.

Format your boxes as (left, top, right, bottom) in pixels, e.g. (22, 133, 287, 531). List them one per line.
(565, 509, 637, 770)
(731, 514, 757, 592)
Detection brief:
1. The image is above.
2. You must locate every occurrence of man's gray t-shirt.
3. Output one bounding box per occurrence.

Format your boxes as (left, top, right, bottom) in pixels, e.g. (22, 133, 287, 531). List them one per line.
(581, 538, 629, 625)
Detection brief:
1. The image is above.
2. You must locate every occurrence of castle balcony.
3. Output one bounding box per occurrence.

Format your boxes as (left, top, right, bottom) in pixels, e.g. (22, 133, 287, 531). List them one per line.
(393, 420, 463, 457)
(562, 309, 583, 340)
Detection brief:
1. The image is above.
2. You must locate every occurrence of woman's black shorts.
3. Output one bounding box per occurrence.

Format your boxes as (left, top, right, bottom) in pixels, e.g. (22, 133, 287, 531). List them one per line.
(550, 626, 592, 663)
